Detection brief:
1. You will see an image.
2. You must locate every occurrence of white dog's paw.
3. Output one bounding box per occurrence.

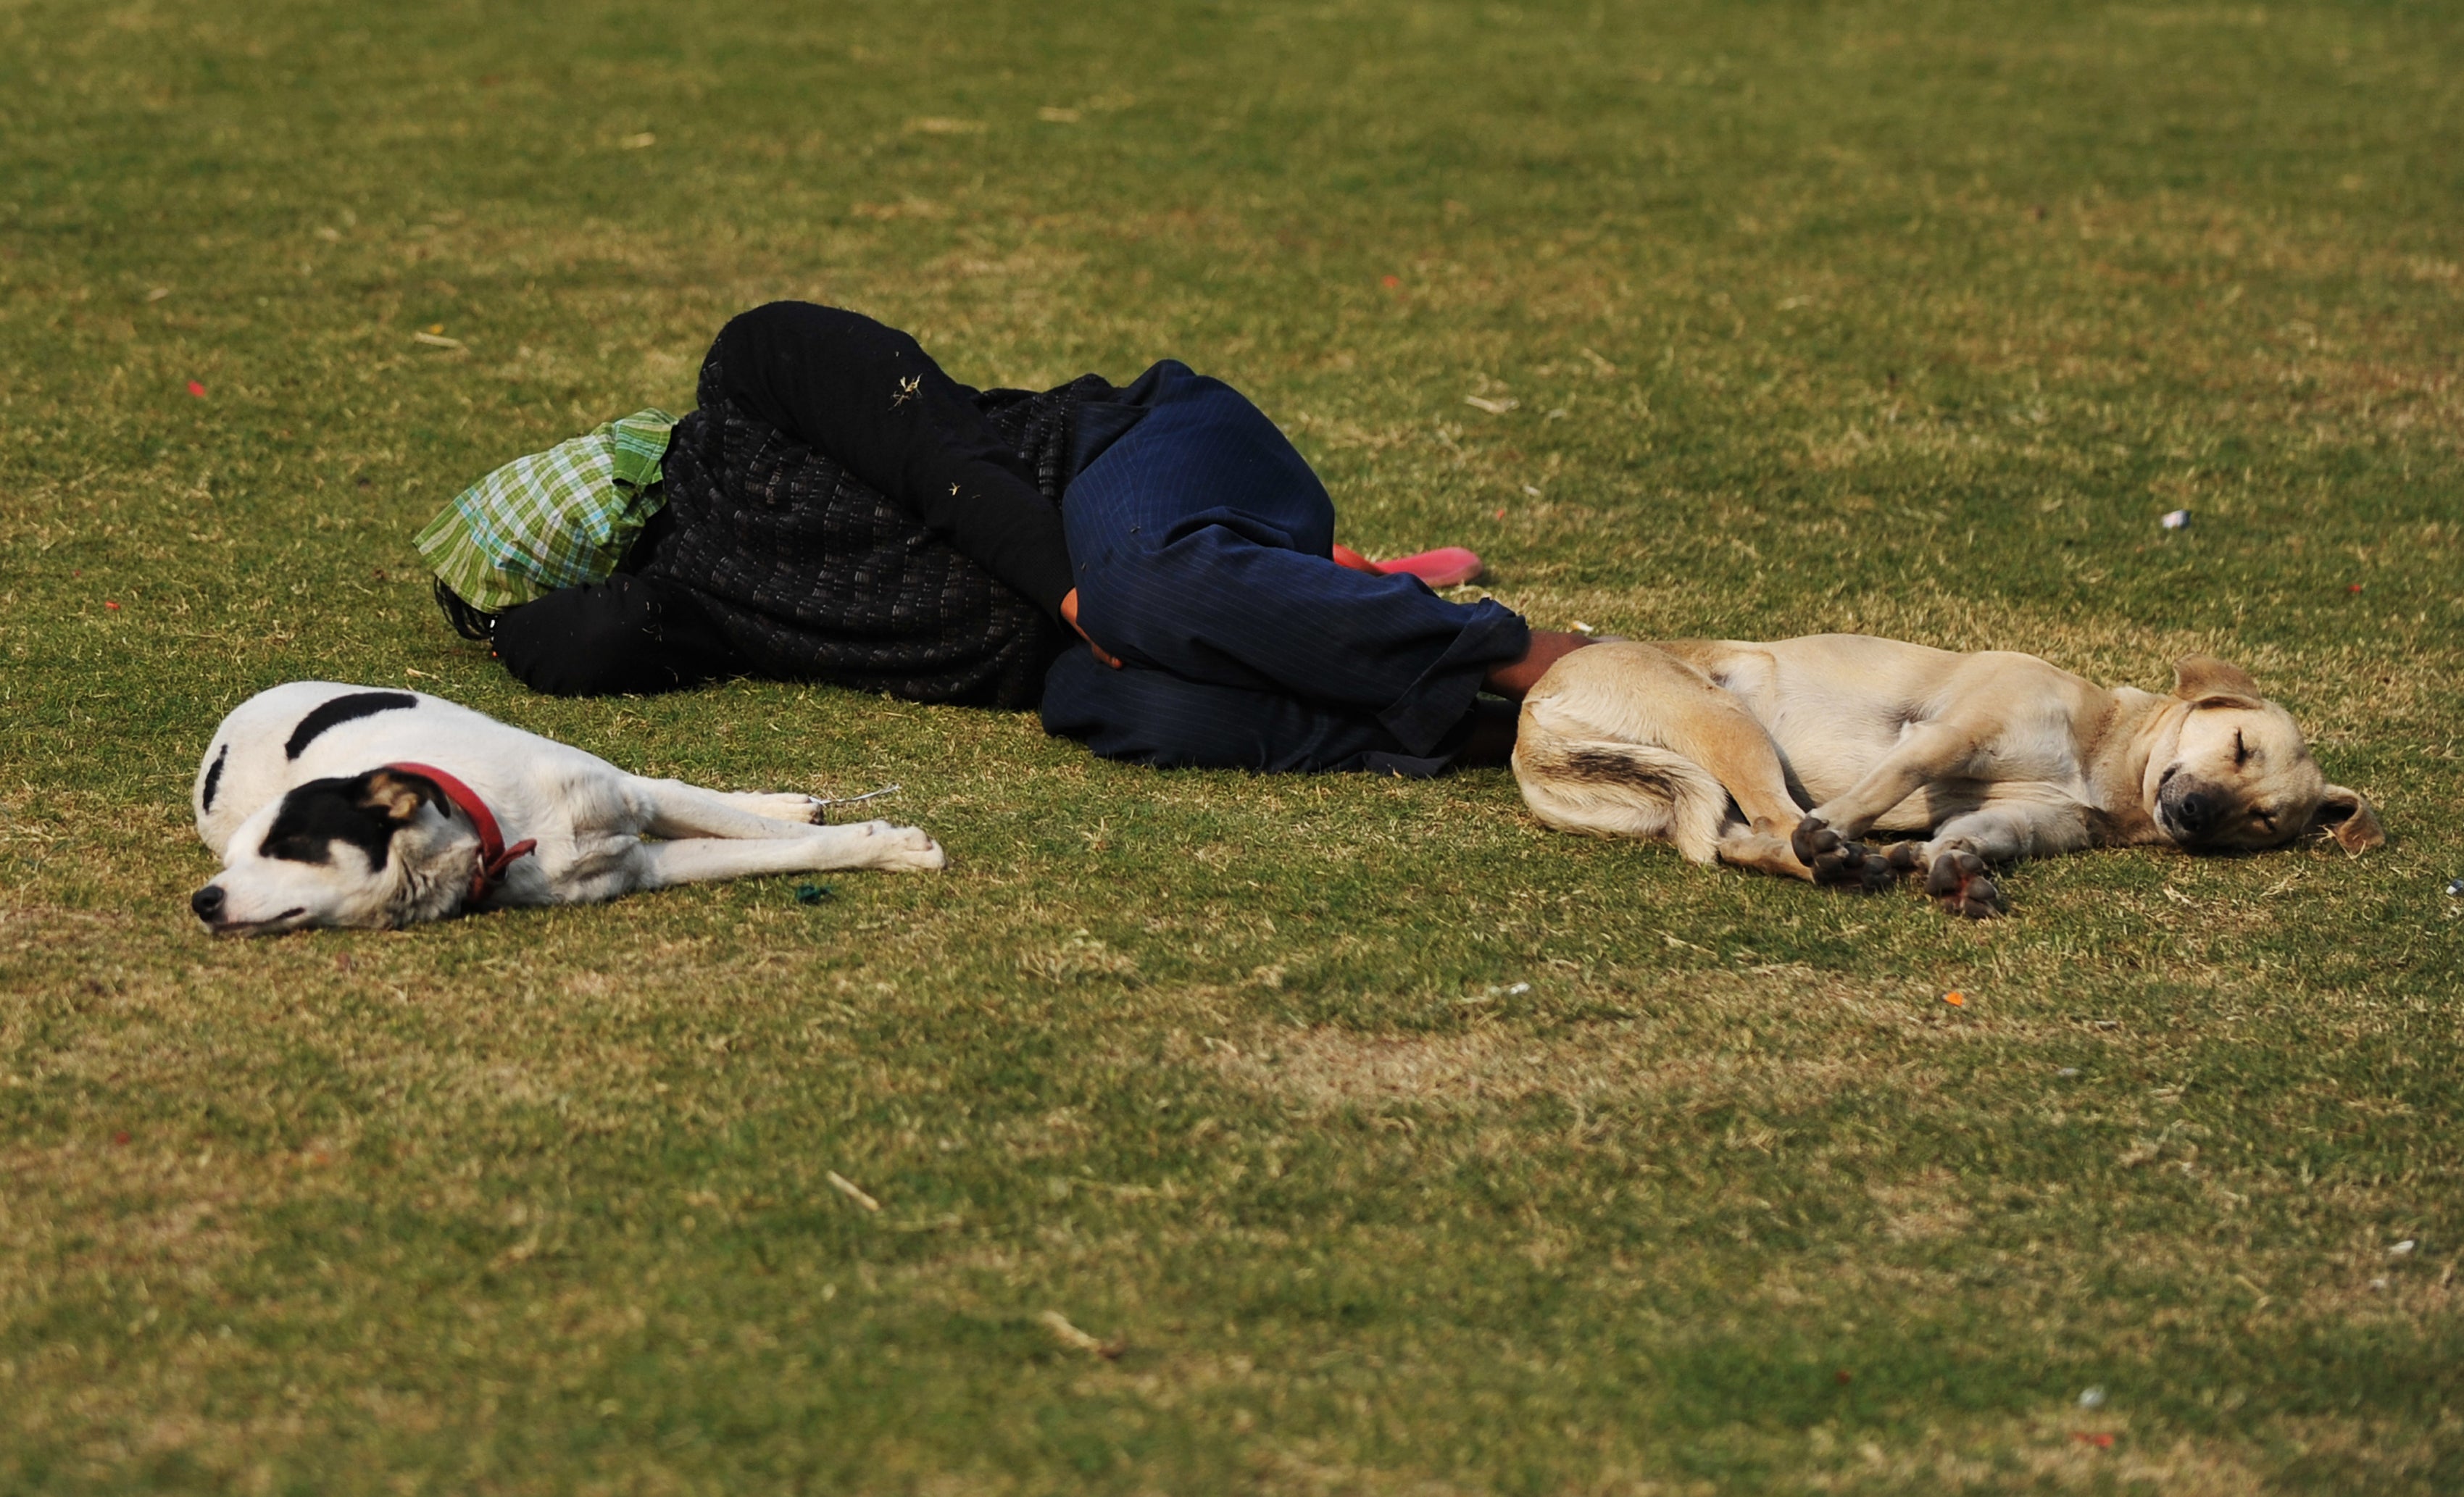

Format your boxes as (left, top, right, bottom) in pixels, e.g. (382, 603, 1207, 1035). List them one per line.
(857, 820, 947, 872)
(733, 792, 829, 825)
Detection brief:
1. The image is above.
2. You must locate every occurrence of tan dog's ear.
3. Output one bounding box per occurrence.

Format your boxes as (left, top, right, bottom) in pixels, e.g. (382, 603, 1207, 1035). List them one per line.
(2307, 784, 2384, 854)
(2173, 655, 2263, 706)
(359, 769, 442, 822)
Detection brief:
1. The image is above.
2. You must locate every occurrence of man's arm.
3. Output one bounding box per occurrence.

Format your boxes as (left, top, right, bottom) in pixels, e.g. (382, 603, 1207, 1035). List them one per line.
(707, 302, 1076, 617)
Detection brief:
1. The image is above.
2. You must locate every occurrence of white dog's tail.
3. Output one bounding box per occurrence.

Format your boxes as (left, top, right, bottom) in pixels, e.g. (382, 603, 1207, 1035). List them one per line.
(1511, 735, 1730, 864)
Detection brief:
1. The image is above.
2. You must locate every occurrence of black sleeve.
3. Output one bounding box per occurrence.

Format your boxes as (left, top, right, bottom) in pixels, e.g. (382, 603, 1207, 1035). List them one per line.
(704, 301, 1075, 617)
(494, 575, 749, 698)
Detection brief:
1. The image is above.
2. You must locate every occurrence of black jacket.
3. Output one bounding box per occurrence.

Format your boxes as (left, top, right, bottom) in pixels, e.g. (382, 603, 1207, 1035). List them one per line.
(628, 302, 1148, 707)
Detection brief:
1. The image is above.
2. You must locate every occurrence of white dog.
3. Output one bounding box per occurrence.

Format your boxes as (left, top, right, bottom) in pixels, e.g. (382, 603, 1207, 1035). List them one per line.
(191, 682, 945, 934)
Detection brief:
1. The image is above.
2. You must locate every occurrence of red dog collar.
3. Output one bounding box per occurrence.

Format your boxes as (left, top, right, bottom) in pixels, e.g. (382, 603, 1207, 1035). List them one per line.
(383, 762, 538, 904)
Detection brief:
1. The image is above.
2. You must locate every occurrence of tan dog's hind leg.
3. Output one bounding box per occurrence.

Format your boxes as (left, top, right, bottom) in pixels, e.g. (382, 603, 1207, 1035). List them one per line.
(1514, 729, 1730, 857)
(1513, 643, 1835, 883)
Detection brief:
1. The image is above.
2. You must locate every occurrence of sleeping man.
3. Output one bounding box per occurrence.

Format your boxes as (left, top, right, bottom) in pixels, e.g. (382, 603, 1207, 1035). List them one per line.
(417, 302, 1588, 774)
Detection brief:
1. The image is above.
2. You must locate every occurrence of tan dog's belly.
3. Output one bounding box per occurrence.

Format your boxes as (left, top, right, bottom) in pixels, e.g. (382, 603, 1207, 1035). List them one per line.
(1658, 635, 2100, 827)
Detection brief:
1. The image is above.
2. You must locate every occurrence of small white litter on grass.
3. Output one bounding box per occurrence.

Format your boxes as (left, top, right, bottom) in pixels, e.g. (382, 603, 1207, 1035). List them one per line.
(825, 1171, 880, 1212)
(2078, 1388, 2106, 1409)
(1040, 1310, 1126, 1359)
(2161, 509, 2191, 530)
(1465, 395, 1518, 414)
(815, 783, 900, 820)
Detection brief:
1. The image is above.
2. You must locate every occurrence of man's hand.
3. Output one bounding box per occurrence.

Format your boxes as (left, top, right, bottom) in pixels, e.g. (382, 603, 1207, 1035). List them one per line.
(1060, 589, 1122, 670)
(1483, 629, 1593, 698)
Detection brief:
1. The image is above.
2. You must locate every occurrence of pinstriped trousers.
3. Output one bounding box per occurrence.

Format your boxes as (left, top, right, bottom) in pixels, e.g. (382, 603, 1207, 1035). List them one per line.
(1039, 362, 1529, 774)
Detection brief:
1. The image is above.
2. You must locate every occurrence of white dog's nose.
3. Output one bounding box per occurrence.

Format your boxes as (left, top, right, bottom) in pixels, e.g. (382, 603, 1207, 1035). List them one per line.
(191, 885, 226, 923)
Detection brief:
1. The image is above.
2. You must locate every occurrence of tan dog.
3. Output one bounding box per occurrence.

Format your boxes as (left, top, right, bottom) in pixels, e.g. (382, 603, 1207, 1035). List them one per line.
(1511, 635, 2382, 917)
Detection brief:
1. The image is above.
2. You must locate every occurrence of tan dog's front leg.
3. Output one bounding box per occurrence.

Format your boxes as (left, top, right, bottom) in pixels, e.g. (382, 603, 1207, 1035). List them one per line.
(1790, 720, 1995, 884)
(1889, 802, 2094, 918)
(1898, 808, 2028, 919)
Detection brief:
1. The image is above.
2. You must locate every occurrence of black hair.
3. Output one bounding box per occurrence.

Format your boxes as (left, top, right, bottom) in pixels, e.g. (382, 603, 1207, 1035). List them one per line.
(433, 577, 501, 642)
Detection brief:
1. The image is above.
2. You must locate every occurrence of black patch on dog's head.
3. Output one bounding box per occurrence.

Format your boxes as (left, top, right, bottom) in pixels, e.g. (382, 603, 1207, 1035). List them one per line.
(285, 691, 418, 760)
(200, 744, 228, 812)
(257, 772, 433, 869)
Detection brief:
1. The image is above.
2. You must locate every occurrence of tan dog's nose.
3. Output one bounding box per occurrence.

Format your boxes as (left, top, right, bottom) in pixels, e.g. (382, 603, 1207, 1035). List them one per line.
(2160, 783, 2220, 840)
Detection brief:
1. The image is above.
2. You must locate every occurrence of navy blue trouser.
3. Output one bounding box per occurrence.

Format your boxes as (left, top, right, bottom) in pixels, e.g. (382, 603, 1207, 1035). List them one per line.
(1039, 362, 1528, 774)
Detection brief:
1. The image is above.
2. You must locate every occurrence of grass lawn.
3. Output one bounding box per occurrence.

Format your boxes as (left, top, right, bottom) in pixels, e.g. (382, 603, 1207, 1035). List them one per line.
(4, 0, 2461, 1490)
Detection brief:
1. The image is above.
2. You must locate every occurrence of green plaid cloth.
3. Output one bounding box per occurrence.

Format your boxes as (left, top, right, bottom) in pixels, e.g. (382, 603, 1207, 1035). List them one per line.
(415, 409, 680, 612)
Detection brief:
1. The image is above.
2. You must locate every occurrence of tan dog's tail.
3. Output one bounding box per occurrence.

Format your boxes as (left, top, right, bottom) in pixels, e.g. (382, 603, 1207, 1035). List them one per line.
(1512, 733, 1730, 864)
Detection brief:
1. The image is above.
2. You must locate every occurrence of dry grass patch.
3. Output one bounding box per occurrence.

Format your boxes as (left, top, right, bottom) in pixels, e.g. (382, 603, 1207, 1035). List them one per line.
(1194, 969, 2031, 1119)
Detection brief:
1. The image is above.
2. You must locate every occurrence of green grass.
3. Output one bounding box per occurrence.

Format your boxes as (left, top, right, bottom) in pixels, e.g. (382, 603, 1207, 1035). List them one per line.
(4, 0, 2461, 1490)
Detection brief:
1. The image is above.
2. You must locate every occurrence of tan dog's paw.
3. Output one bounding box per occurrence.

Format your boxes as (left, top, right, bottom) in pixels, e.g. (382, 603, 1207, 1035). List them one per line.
(1792, 817, 1894, 893)
(1923, 849, 2004, 919)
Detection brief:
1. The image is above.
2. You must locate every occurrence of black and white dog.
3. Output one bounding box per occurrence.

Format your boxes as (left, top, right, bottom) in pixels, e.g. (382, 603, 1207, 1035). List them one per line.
(191, 682, 945, 935)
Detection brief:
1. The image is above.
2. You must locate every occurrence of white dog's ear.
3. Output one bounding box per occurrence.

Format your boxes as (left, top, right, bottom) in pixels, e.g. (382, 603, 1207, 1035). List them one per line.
(2172, 655, 2264, 708)
(2307, 784, 2384, 854)
(359, 768, 443, 823)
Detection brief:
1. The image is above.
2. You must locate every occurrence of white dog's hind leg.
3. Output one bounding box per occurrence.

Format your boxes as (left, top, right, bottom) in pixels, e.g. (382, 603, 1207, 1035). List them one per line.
(633, 821, 946, 890)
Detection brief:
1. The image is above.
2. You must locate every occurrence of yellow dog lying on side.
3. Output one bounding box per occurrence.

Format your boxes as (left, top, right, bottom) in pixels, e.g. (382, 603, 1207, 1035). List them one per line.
(1512, 636, 2382, 917)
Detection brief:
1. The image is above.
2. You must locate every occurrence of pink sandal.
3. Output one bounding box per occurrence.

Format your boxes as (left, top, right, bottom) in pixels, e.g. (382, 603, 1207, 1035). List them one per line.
(1330, 543, 1485, 588)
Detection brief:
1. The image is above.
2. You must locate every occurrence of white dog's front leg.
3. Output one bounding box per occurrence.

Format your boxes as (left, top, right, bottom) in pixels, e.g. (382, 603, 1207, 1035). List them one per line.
(719, 791, 831, 824)
(633, 821, 946, 891)
(628, 777, 831, 841)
